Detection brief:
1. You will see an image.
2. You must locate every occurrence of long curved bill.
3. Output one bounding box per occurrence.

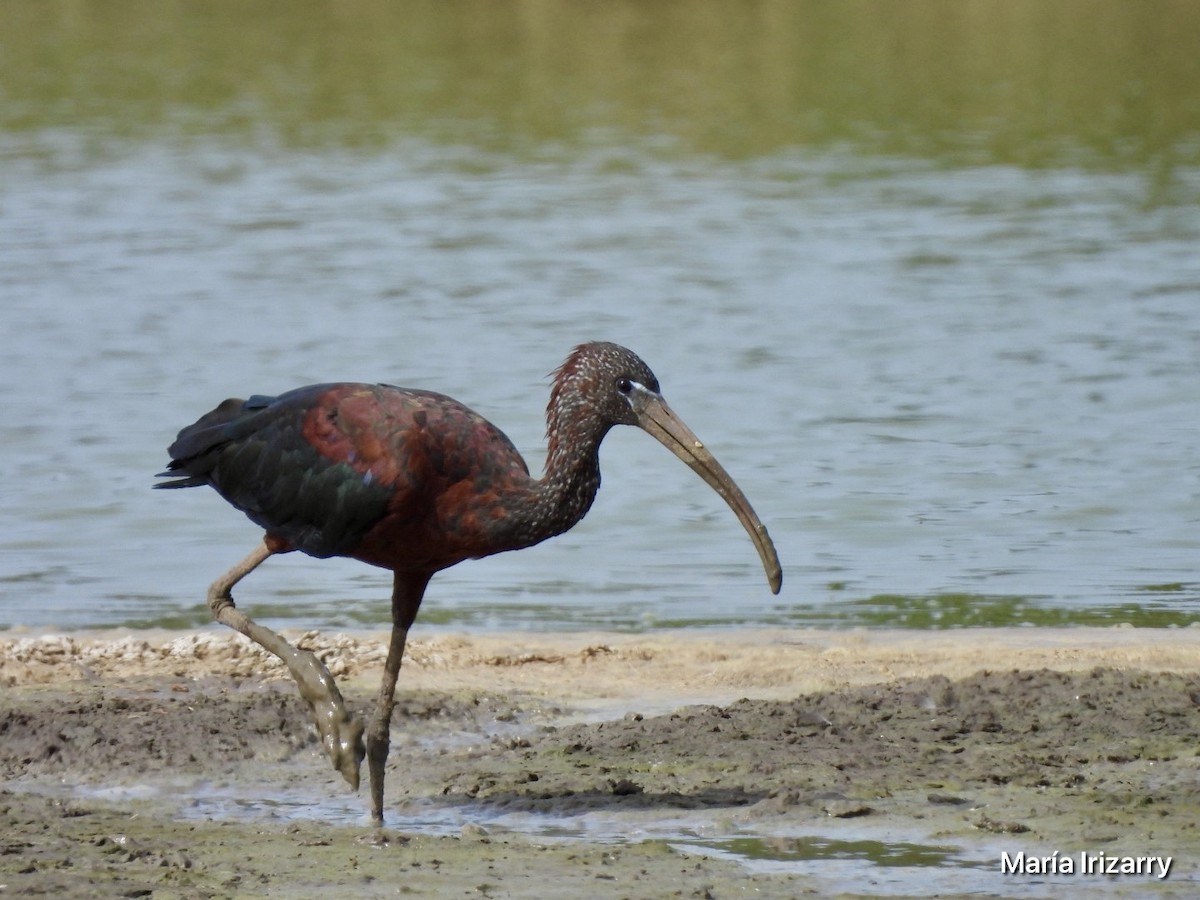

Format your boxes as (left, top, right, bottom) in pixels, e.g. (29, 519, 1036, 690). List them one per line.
(634, 391, 783, 594)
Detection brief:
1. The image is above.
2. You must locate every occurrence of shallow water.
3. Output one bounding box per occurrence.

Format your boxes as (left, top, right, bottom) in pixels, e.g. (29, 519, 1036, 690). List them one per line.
(3, 2, 1200, 632)
(11, 748, 1185, 898)
(168, 785, 1186, 898)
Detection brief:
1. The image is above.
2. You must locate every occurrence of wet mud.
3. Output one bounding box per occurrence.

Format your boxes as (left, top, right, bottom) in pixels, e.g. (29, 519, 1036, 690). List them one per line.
(1, 628, 1198, 897)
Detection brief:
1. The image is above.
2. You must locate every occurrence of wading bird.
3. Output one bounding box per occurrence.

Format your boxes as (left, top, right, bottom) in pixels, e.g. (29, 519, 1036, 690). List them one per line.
(156, 342, 781, 824)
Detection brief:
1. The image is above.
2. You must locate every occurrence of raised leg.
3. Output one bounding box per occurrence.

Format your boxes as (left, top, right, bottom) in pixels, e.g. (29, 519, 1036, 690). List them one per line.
(208, 540, 365, 789)
(366, 572, 429, 825)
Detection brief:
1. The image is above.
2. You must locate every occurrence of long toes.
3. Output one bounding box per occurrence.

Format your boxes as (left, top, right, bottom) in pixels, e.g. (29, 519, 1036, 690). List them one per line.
(286, 647, 366, 790)
(320, 706, 365, 790)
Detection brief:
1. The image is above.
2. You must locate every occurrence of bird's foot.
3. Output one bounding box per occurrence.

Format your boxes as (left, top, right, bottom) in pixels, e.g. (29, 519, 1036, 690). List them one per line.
(283, 646, 366, 790)
(360, 827, 394, 849)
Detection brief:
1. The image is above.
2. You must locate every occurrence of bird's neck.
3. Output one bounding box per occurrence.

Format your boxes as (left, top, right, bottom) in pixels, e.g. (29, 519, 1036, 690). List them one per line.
(508, 405, 610, 548)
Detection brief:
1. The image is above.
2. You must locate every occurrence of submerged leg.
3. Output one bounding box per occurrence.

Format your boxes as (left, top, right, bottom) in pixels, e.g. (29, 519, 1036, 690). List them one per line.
(207, 540, 365, 789)
(365, 572, 429, 825)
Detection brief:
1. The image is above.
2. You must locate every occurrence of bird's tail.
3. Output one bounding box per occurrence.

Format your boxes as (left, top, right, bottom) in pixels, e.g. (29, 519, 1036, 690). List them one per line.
(153, 466, 209, 489)
(153, 395, 260, 490)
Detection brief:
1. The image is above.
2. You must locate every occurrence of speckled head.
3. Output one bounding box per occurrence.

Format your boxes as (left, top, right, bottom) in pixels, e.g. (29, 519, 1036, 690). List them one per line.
(546, 341, 783, 595)
(547, 341, 661, 432)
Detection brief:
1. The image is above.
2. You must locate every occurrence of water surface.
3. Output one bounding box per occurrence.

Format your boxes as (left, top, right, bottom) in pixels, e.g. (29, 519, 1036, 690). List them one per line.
(2, 1, 1199, 632)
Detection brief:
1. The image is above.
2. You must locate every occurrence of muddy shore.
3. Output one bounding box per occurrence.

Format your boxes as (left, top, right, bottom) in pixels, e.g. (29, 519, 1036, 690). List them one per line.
(2, 626, 1198, 898)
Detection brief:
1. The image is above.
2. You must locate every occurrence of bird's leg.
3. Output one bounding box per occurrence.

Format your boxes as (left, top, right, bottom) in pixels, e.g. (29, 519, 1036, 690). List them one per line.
(207, 540, 365, 790)
(366, 625, 408, 826)
(366, 572, 429, 826)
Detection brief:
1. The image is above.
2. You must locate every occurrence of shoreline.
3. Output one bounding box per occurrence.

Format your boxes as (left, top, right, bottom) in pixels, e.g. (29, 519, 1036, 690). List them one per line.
(3, 626, 1198, 897)
(5, 623, 1199, 700)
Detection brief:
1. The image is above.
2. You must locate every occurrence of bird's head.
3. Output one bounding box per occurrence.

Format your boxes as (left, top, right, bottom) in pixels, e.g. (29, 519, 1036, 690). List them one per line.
(550, 342, 782, 594)
(550, 341, 660, 430)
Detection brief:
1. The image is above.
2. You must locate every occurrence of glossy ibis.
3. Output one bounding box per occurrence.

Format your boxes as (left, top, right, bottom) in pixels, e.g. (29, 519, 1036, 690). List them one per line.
(156, 342, 781, 824)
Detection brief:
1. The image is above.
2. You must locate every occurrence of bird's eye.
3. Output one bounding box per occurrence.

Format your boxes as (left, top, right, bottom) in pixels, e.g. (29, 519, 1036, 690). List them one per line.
(616, 377, 633, 394)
